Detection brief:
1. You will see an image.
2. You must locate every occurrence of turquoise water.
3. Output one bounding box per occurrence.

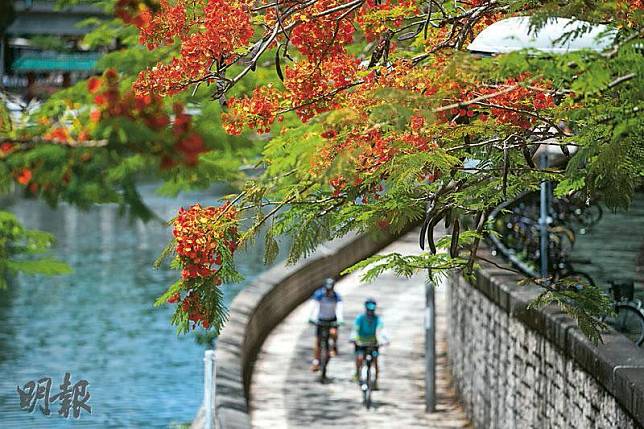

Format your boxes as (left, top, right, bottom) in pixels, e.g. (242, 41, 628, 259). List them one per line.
(0, 184, 268, 428)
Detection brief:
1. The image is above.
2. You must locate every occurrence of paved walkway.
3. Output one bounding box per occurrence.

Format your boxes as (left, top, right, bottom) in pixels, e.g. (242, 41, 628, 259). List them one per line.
(250, 230, 472, 429)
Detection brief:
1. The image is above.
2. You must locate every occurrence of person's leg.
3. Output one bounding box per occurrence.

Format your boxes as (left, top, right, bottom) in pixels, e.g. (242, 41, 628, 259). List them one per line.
(311, 329, 321, 371)
(373, 355, 379, 390)
(353, 345, 363, 381)
(314, 335, 321, 360)
(356, 350, 365, 381)
(330, 327, 338, 355)
(355, 355, 363, 379)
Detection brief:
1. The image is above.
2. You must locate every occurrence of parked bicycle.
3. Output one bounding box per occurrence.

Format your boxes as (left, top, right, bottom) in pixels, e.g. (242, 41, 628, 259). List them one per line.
(490, 192, 644, 347)
(357, 345, 379, 409)
(603, 280, 644, 347)
(489, 190, 601, 282)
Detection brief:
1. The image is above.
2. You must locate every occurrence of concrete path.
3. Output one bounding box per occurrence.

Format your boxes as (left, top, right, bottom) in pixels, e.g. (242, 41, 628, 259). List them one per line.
(250, 230, 472, 429)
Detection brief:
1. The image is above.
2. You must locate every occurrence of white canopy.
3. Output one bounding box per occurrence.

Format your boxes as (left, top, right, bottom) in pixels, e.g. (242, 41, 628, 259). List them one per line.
(467, 17, 616, 55)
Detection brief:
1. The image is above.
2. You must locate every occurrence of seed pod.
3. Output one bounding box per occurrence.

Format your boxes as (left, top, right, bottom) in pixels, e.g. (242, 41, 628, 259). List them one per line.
(450, 218, 460, 258)
(522, 145, 536, 168)
(427, 216, 438, 254)
(560, 143, 570, 157)
(419, 195, 435, 250)
(275, 48, 284, 82)
(419, 217, 429, 250)
(444, 208, 452, 229)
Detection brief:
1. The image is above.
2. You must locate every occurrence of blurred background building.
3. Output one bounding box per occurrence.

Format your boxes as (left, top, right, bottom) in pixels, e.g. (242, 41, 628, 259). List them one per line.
(0, 0, 108, 99)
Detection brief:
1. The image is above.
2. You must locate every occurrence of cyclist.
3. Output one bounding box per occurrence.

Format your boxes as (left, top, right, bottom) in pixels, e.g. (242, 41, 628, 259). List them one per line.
(308, 278, 344, 371)
(351, 298, 387, 390)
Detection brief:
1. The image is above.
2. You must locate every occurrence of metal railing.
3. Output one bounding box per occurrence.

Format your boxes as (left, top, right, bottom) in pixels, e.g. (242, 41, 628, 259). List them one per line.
(203, 350, 217, 429)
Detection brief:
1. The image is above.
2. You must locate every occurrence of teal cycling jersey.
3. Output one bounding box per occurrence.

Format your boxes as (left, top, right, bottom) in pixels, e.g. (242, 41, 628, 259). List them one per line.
(353, 313, 383, 344)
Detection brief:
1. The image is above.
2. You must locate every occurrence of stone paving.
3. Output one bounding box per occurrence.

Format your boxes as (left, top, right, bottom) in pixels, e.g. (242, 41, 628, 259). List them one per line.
(250, 230, 472, 429)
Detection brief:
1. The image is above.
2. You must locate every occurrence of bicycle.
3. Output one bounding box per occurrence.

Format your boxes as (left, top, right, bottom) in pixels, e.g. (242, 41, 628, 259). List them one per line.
(489, 191, 600, 285)
(316, 320, 338, 383)
(356, 344, 379, 409)
(603, 280, 644, 347)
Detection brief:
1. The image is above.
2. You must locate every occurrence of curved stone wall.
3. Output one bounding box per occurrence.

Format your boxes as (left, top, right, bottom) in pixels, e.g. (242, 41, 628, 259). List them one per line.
(447, 246, 644, 429)
(196, 231, 401, 429)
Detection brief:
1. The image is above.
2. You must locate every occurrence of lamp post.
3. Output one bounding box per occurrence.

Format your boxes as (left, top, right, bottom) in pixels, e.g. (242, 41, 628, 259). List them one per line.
(539, 152, 550, 280)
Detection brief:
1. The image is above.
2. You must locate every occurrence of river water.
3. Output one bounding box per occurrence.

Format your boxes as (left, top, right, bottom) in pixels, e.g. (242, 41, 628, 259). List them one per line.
(0, 184, 269, 428)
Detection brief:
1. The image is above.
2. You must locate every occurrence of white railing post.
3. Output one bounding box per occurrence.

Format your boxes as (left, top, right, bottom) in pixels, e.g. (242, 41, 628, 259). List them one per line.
(424, 275, 436, 412)
(204, 349, 216, 429)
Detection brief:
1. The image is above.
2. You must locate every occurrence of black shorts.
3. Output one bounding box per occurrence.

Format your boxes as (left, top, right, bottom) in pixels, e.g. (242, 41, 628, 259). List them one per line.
(354, 344, 379, 357)
(316, 318, 337, 337)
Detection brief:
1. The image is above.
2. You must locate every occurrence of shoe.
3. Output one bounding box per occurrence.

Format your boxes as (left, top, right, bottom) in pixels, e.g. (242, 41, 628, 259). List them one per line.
(310, 359, 320, 372)
(372, 381, 379, 391)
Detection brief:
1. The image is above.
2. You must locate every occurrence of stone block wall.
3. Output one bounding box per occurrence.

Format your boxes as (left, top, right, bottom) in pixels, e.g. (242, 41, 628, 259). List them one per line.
(447, 249, 644, 429)
(192, 231, 403, 429)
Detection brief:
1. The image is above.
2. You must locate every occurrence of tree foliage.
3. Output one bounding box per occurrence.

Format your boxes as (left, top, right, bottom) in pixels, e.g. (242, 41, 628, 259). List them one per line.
(0, 0, 274, 285)
(0, 210, 71, 289)
(2, 0, 643, 339)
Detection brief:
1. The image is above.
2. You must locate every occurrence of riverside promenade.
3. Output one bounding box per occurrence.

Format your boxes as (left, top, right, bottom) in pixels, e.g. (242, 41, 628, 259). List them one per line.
(249, 230, 471, 428)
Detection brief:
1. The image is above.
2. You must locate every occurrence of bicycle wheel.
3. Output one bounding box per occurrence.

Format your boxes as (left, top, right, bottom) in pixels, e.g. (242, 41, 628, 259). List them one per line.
(360, 363, 370, 408)
(364, 364, 372, 409)
(576, 204, 603, 229)
(613, 304, 644, 346)
(554, 269, 596, 287)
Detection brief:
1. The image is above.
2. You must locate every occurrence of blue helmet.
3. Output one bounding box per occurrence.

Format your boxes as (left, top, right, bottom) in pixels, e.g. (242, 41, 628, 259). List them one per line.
(365, 298, 377, 311)
(323, 278, 335, 290)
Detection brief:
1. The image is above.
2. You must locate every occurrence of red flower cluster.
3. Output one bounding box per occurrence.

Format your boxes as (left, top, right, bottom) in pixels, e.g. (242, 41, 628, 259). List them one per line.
(16, 168, 32, 185)
(221, 53, 360, 133)
(400, 132, 436, 152)
(135, 0, 253, 96)
(43, 127, 70, 143)
(93, 70, 167, 125)
(0, 143, 13, 156)
(173, 203, 238, 281)
(479, 78, 555, 129)
(357, 0, 417, 41)
(115, 0, 156, 27)
(89, 70, 207, 168)
(221, 86, 281, 135)
(317, 128, 397, 175)
(410, 114, 425, 131)
(138, 0, 187, 49)
(290, 0, 355, 61)
(321, 129, 338, 139)
(181, 291, 211, 328)
(329, 175, 347, 197)
(167, 103, 207, 167)
(170, 203, 239, 328)
(284, 53, 360, 121)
